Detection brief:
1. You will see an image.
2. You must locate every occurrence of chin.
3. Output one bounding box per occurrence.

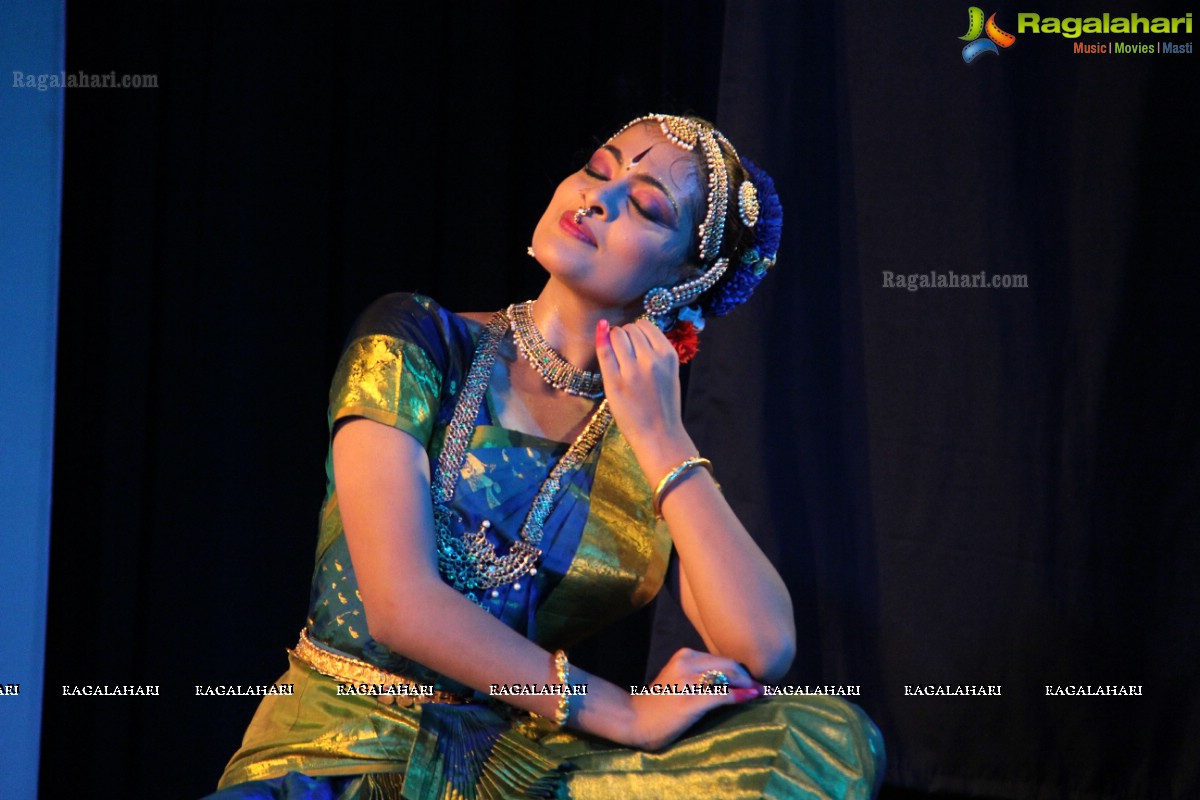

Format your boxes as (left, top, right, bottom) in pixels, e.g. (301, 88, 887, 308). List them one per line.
(530, 225, 584, 281)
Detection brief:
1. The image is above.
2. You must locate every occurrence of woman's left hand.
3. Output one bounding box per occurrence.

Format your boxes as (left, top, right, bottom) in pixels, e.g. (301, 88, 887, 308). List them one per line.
(595, 318, 696, 479)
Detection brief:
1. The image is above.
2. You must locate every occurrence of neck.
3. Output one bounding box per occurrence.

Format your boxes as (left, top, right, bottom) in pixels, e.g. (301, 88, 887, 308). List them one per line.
(530, 279, 640, 372)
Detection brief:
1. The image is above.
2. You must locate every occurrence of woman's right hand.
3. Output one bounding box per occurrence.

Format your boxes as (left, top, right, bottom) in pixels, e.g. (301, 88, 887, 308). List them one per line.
(623, 647, 764, 751)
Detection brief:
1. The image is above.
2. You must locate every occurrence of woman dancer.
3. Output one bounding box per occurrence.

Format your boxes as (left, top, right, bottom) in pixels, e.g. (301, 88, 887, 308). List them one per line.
(211, 114, 882, 799)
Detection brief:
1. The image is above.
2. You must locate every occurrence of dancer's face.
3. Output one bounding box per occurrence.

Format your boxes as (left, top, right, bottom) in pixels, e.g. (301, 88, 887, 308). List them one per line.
(531, 122, 702, 313)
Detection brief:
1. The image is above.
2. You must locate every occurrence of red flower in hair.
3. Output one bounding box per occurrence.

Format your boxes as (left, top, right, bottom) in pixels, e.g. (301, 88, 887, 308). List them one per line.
(666, 321, 700, 364)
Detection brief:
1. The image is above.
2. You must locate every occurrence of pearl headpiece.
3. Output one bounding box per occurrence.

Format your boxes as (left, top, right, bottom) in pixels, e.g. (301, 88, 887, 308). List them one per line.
(612, 114, 740, 265)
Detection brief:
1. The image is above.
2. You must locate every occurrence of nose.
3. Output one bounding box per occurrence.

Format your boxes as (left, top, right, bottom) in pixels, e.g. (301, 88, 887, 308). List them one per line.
(580, 182, 624, 220)
(576, 192, 600, 218)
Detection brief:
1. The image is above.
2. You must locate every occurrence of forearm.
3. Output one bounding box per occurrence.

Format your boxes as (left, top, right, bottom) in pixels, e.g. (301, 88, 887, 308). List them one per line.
(366, 575, 637, 744)
(666, 470, 795, 678)
(638, 431, 796, 679)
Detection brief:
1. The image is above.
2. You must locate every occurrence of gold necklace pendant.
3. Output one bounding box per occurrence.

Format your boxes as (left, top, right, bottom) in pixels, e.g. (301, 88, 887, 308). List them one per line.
(434, 505, 541, 597)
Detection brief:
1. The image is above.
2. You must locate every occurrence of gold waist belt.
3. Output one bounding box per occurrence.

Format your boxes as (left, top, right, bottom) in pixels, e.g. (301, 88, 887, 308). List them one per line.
(290, 628, 471, 707)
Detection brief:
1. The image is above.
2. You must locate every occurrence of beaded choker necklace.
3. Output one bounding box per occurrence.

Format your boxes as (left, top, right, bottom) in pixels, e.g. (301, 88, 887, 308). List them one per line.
(433, 308, 612, 605)
(508, 300, 604, 399)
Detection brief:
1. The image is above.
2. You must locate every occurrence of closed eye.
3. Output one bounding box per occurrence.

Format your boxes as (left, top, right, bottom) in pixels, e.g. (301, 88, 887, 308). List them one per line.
(582, 152, 677, 228)
(630, 196, 662, 223)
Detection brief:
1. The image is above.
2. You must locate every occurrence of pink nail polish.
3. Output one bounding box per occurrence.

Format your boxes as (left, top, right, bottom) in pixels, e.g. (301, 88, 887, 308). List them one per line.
(731, 687, 761, 702)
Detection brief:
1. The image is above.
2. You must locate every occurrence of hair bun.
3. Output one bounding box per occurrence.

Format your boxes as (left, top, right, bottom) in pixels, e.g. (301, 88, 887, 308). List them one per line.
(703, 157, 782, 318)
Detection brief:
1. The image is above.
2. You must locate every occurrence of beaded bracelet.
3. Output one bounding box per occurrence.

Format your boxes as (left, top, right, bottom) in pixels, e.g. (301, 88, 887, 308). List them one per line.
(552, 649, 570, 728)
(652, 457, 714, 519)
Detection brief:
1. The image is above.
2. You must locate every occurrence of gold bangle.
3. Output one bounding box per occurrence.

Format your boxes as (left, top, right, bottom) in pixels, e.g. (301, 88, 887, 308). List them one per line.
(552, 649, 570, 728)
(652, 456, 714, 519)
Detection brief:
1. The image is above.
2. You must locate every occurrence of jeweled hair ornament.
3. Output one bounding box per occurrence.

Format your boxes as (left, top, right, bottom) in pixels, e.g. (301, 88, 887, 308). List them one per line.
(613, 115, 781, 325)
(738, 180, 760, 228)
(642, 258, 729, 316)
(705, 155, 781, 318)
(613, 114, 736, 266)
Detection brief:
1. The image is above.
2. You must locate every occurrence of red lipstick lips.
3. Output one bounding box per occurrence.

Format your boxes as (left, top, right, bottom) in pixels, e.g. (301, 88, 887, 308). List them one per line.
(558, 210, 597, 246)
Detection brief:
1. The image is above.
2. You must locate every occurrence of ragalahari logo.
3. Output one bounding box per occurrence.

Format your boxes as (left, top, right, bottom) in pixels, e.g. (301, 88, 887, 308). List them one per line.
(960, 7, 1017, 62)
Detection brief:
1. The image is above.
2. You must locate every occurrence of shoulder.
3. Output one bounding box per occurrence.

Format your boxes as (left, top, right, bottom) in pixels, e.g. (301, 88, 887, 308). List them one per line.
(329, 294, 464, 441)
(346, 292, 451, 341)
(344, 293, 477, 366)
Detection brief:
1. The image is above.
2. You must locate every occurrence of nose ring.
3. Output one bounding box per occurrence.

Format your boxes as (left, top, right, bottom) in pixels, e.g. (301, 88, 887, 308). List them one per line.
(573, 206, 593, 224)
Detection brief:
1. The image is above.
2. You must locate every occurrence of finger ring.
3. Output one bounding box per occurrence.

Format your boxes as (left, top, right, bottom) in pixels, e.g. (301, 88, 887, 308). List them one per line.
(698, 669, 729, 687)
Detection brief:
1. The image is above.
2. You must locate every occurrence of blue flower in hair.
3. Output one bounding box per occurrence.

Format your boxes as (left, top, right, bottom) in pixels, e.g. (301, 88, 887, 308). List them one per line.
(704, 157, 782, 318)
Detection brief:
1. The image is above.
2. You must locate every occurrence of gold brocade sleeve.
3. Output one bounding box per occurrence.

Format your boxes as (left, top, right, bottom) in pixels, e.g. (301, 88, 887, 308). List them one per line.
(535, 424, 673, 648)
(328, 333, 443, 446)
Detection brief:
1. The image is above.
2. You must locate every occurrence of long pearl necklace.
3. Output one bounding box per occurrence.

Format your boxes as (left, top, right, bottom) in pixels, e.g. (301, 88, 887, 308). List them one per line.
(433, 309, 611, 605)
(508, 300, 604, 399)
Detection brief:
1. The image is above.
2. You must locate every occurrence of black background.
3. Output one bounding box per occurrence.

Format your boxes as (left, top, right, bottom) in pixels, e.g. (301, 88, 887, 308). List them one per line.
(42, 1, 1198, 797)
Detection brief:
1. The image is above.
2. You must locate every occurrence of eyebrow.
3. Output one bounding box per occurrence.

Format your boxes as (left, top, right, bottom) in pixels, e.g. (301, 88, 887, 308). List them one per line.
(600, 144, 681, 221)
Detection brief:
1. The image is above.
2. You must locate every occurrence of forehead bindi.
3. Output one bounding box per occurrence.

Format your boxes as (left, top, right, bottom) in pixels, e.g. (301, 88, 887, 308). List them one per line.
(630, 145, 654, 165)
(608, 130, 701, 199)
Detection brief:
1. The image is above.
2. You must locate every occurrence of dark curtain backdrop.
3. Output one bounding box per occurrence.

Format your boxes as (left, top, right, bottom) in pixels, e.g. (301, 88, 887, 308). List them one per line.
(42, 1, 1197, 798)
